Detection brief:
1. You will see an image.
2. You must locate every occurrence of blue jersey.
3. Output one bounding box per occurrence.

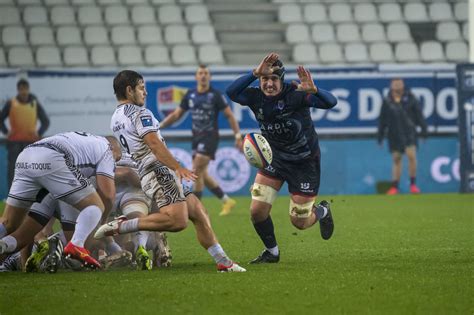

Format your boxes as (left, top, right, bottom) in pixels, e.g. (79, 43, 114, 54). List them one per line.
(179, 87, 228, 136)
(226, 72, 337, 161)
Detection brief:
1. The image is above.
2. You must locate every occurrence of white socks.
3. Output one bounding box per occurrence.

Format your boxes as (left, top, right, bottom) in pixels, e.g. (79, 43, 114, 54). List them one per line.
(1, 235, 18, 253)
(134, 231, 149, 251)
(71, 205, 102, 247)
(106, 241, 122, 255)
(119, 218, 139, 234)
(267, 245, 279, 256)
(207, 243, 232, 266)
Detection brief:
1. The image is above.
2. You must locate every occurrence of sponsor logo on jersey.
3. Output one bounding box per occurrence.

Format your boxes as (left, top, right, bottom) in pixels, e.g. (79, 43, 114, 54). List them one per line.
(140, 115, 153, 127)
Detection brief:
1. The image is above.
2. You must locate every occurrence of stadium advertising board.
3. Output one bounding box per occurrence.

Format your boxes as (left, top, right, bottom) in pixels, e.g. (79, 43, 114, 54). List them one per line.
(146, 71, 457, 137)
(0, 67, 456, 138)
(166, 136, 459, 196)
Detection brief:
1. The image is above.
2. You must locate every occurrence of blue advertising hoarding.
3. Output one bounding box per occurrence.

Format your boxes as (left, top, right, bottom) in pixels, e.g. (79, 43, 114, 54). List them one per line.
(163, 136, 459, 197)
(145, 71, 457, 136)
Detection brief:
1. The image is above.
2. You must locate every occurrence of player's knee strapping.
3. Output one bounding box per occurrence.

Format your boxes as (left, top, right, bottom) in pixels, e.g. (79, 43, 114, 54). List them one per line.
(289, 199, 315, 218)
(250, 183, 278, 205)
(122, 202, 149, 217)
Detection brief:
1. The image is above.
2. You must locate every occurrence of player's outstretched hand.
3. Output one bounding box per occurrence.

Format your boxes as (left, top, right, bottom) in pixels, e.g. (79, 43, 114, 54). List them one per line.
(235, 137, 243, 152)
(175, 166, 197, 182)
(293, 66, 318, 94)
(253, 52, 280, 77)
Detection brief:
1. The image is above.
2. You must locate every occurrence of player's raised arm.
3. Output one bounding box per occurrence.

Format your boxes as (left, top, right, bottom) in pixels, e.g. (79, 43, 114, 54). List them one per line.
(160, 107, 186, 129)
(143, 132, 197, 182)
(295, 66, 337, 109)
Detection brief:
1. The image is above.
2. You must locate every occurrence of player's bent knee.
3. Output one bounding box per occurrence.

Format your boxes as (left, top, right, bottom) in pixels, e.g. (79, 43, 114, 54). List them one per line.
(168, 212, 188, 232)
(289, 199, 315, 219)
(122, 202, 148, 218)
(250, 183, 278, 205)
(291, 218, 307, 230)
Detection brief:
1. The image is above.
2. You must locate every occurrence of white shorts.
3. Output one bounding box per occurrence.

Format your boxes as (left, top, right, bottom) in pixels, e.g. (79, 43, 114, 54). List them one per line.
(113, 185, 151, 217)
(29, 193, 79, 226)
(140, 166, 186, 209)
(7, 146, 95, 208)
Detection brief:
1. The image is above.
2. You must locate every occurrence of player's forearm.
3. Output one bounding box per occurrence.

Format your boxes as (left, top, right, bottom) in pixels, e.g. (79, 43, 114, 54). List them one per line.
(160, 113, 177, 129)
(226, 72, 256, 104)
(307, 88, 337, 109)
(226, 115, 241, 137)
(150, 142, 181, 171)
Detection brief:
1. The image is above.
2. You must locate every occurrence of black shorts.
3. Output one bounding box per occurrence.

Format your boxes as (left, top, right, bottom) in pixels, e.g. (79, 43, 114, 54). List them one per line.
(192, 133, 219, 160)
(258, 152, 321, 196)
(388, 137, 417, 153)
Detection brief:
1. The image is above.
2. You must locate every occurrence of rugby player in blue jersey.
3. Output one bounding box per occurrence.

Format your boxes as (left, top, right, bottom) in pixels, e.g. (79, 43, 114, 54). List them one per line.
(226, 53, 337, 263)
(160, 65, 242, 216)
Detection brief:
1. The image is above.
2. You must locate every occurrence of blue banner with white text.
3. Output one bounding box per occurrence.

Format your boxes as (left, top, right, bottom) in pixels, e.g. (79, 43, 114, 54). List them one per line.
(146, 73, 457, 136)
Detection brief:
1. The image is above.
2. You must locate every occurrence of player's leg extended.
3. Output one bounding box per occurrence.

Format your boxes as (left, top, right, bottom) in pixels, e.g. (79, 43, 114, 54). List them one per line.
(95, 169, 191, 237)
(249, 173, 282, 264)
(122, 201, 152, 270)
(192, 153, 209, 200)
(388, 151, 403, 194)
(405, 145, 420, 193)
(186, 193, 245, 272)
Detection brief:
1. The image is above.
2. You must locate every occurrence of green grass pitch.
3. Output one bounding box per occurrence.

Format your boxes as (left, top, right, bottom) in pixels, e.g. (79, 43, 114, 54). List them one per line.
(0, 193, 473, 314)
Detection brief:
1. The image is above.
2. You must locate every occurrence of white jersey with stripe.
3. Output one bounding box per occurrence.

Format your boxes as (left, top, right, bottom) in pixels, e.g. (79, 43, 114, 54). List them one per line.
(30, 131, 115, 179)
(111, 103, 165, 176)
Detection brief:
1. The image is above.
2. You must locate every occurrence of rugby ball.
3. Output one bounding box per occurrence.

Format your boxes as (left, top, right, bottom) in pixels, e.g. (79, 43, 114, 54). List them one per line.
(243, 133, 272, 169)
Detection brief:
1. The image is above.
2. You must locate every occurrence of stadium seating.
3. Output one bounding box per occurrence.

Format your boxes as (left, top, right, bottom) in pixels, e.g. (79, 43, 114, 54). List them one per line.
(293, 43, 318, 63)
(63, 46, 90, 66)
(36, 46, 62, 67)
(29, 27, 55, 46)
(57, 26, 83, 46)
(0, 0, 468, 67)
(91, 45, 116, 66)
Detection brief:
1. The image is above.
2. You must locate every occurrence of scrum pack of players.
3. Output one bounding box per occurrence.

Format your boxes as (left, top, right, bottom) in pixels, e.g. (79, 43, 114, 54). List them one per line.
(0, 53, 336, 273)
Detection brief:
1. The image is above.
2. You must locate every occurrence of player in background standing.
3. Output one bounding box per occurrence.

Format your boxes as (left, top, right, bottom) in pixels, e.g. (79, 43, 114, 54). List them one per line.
(0, 132, 121, 269)
(226, 53, 336, 264)
(160, 65, 242, 216)
(95, 70, 245, 272)
(0, 79, 50, 188)
(377, 78, 427, 195)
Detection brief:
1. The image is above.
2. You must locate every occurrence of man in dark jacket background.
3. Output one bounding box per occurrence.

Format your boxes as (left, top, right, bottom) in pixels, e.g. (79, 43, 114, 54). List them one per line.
(0, 79, 50, 188)
(377, 78, 427, 195)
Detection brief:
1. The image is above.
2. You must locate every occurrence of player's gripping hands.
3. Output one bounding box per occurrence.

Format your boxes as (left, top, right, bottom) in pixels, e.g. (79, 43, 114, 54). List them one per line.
(252, 52, 281, 77)
(293, 66, 318, 94)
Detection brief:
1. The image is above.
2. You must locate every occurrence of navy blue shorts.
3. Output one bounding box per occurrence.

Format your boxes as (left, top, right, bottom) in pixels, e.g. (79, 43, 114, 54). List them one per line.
(192, 133, 219, 160)
(258, 152, 321, 196)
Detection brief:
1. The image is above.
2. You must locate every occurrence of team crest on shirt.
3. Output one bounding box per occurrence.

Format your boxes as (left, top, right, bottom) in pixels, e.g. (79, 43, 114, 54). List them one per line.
(140, 115, 153, 127)
(276, 100, 285, 110)
(207, 93, 214, 103)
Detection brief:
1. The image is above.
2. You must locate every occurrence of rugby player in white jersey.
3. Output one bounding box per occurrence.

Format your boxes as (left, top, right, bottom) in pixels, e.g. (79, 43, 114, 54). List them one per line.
(95, 70, 245, 272)
(0, 132, 121, 269)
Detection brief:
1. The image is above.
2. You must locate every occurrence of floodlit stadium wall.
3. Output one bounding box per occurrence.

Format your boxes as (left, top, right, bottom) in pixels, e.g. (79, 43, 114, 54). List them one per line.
(0, 65, 459, 197)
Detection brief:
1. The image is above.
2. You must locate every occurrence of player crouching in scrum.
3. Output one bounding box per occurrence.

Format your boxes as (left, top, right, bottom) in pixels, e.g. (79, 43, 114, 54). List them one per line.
(226, 53, 337, 264)
(0, 132, 122, 269)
